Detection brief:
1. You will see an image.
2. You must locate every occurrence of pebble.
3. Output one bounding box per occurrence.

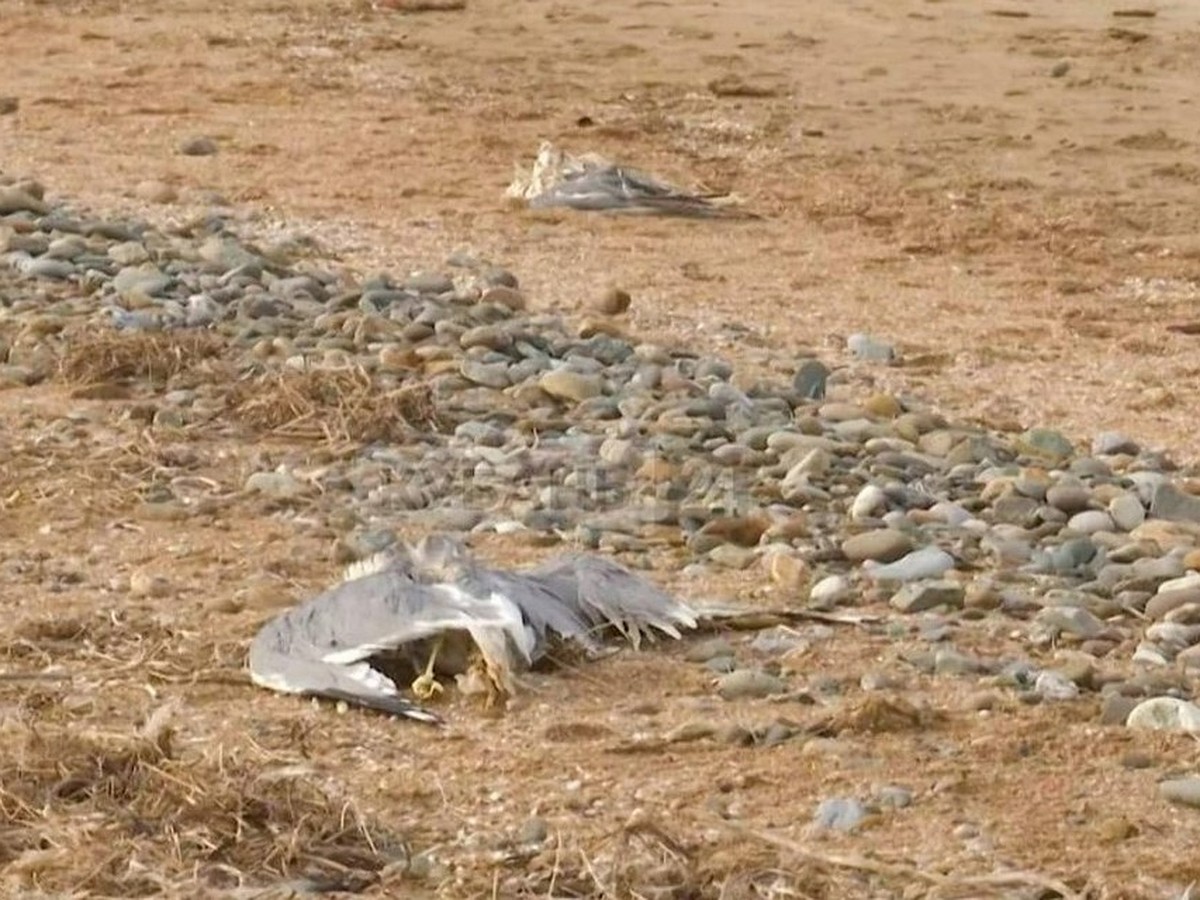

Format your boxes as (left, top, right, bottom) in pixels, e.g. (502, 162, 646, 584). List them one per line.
(1046, 484, 1092, 515)
(715, 669, 786, 700)
(1093, 431, 1140, 456)
(594, 286, 631, 315)
(864, 546, 956, 582)
(813, 797, 869, 832)
(539, 369, 604, 402)
(809, 574, 853, 609)
(1108, 494, 1146, 531)
(1017, 427, 1074, 461)
(793, 359, 830, 399)
(1125, 697, 1200, 733)
(890, 580, 965, 614)
(244, 471, 309, 500)
(0, 186, 49, 215)
(134, 180, 178, 204)
(19, 257, 75, 280)
(685, 638, 735, 663)
(1150, 483, 1200, 524)
(1067, 510, 1113, 535)
(850, 484, 888, 522)
(179, 135, 219, 156)
(1159, 777, 1200, 809)
(1034, 670, 1080, 702)
(842, 529, 913, 563)
(846, 333, 895, 363)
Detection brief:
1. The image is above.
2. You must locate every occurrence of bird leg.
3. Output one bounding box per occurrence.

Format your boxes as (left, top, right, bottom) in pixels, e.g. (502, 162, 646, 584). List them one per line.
(457, 648, 511, 709)
(410, 635, 445, 700)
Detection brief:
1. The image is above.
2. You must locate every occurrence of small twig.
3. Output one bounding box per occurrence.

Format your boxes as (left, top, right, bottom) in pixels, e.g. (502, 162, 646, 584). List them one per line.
(578, 846, 607, 896)
(0, 671, 73, 682)
(545, 832, 562, 899)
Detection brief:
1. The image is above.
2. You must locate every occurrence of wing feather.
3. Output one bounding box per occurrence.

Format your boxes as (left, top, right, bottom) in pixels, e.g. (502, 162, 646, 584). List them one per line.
(526, 555, 696, 649)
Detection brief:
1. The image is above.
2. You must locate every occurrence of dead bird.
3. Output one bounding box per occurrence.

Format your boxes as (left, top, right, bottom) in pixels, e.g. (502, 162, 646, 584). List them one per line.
(507, 141, 759, 219)
(248, 535, 697, 723)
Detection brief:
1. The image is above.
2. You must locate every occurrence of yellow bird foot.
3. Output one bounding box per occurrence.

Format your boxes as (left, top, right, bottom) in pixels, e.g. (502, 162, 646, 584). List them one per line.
(410, 672, 444, 701)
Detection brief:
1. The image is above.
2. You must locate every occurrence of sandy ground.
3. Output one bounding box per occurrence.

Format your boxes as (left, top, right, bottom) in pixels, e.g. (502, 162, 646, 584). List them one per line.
(3, 0, 1200, 897)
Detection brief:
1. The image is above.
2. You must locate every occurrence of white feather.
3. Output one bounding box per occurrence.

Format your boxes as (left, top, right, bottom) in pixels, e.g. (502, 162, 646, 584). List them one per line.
(341, 552, 395, 583)
(344, 662, 399, 696)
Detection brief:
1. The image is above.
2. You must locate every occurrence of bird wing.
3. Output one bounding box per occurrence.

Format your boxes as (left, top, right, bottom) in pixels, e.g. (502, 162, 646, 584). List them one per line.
(249, 614, 441, 723)
(528, 165, 751, 219)
(458, 566, 599, 659)
(525, 555, 697, 649)
(248, 569, 524, 721)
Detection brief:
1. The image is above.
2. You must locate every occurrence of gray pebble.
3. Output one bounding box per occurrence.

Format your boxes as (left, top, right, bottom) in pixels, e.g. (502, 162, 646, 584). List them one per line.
(813, 797, 869, 832)
(1034, 670, 1080, 701)
(890, 580, 965, 614)
(1093, 431, 1140, 456)
(685, 638, 736, 663)
(1108, 494, 1146, 531)
(1067, 510, 1113, 535)
(1159, 777, 1200, 809)
(1150, 483, 1200, 525)
(18, 257, 75, 280)
(180, 135, 219, 156)
(1046, 484, 1092, 515)
(865, 546, 956, 582)
(792, 359, 830, 400)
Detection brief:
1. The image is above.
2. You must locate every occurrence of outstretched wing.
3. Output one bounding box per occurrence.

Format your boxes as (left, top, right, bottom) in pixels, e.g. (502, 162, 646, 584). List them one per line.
(524, 555, 697, 649)
(248, 568, 522, 722)
(459, 565, 599, 660)
(529, 165, 752, 219)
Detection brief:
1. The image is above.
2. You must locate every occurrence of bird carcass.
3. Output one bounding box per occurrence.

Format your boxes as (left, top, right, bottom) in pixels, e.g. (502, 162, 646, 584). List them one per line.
(248, 535, 697, 723)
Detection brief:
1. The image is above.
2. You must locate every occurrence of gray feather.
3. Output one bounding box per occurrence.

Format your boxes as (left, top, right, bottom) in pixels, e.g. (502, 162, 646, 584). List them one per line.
(527, 554, 697, 648)
(528, 165, 755, 219)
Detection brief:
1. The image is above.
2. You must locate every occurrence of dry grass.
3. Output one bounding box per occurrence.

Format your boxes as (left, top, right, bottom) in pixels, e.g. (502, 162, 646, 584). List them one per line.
(726, 822, 1088, 900)
(0, 705, 405, 897)
(0, 416, 208, 515)
(57, 331, 227, 387)
(226, 367, 445, 443)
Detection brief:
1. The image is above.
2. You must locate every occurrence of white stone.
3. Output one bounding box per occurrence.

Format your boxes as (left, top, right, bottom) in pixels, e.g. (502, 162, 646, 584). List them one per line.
(1125, 697, 1200, 733)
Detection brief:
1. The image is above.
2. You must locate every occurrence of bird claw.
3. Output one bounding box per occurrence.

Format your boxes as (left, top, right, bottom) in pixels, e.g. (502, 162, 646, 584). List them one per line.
(410, 673, 444, 701)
